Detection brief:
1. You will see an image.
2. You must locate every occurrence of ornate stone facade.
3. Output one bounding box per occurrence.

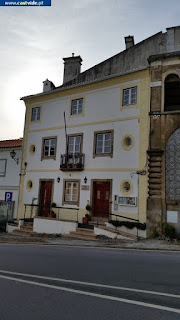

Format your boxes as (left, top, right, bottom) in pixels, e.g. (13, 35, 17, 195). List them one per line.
(166, 128, 180, 201)
(147, 53, 180, 237)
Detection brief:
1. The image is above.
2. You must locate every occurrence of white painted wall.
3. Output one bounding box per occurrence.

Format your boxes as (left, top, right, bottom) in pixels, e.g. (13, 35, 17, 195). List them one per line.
(29, 81, 140, 132)
(22, 77, 147, 221)
(33, 217, 77, 234)
(0, 148, 22, 219)
(23, 171, 138, 215)
(105, 222, 147, 238)
(6, 223, 19, 233)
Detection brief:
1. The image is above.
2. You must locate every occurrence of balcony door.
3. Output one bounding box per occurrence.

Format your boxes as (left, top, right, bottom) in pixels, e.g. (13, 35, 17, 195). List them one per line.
(68, 135, 82, 154)
(60, 134, 84, 171)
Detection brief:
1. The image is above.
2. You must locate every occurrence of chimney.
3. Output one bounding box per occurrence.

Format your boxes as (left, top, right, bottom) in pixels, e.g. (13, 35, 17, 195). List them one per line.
(124, 36, 134, 49)
(43, 79, 55, 92)
(63, 53, 82, 84)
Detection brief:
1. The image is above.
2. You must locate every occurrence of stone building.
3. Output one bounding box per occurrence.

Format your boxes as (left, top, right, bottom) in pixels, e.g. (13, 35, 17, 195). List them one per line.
(147, 30, 180, 236)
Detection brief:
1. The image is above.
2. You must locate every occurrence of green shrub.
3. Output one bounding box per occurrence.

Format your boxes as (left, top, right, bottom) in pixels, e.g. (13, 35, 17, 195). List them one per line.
(51, 202, 56, 207)
(109, 220, 146, 230)
(165, 224, 176, 239)
(85, 204, 91, 211)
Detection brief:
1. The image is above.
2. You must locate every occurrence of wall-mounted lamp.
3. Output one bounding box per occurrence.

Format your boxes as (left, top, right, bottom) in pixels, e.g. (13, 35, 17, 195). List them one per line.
(10, 150, 19, 164)
(57, 177, 60, 183)
(84, 176, 87, 184)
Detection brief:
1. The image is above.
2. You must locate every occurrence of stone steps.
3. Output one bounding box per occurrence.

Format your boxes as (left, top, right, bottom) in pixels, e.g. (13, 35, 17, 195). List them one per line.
(96, 225, 138, 240)
(63, 227, 97, 241)
(89, 221, 106, 227)
(8, 231, 35, 237)
(20, 225, 33, 231)
(76, 228, 95, 234)
(91, 217, 108, 222)
(63, 234, 97, 241)
(10, 222, 34, 237)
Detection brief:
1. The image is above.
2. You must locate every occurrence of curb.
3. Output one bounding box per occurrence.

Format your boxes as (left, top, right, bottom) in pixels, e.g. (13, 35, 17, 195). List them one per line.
(0, 239, 180, 252)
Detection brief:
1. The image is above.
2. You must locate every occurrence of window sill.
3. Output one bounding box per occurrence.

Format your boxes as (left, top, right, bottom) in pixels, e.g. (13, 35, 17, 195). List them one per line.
(121, 103, 138, 109)
(69, 113, 84, 119)
(62, 201, 79, 206)
(93, 153, 113, 158)
(30, 120, 41, 124)
(41, 156, 56, 161)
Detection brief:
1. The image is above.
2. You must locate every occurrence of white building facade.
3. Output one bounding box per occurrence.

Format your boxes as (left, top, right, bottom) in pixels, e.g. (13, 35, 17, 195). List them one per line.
(0, 139, 22, 220)
(18, 66, 149, 225)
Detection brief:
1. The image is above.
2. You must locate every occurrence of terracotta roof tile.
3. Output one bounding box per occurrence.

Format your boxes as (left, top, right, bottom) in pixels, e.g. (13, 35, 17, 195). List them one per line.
(0, 139, 23, 149)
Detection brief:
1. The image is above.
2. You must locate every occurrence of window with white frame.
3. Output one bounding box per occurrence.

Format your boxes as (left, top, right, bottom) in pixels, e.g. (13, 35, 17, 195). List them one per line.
(0, 159, 7, 177)
(68, 135, 82, 154)
(95, 132, 112, 155)
(123, 87, 137, 106)
(71, 98, 83, 115)
(64, 181, 79, 204)
(31, 107, 40, 121)
(43, 138, 56, 159)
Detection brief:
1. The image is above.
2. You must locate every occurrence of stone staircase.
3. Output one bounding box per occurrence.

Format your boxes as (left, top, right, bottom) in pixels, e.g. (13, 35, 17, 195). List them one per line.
(89, 218, 137, 240)
(63, 227, 97, 241)
(89, 217, 108, 227)
(62, 218, 108, 241)
(63, 218, 137, 240)
(95, 225, 138, 240)
(8, 219, 138, 241)
(9, 222, 34, 237)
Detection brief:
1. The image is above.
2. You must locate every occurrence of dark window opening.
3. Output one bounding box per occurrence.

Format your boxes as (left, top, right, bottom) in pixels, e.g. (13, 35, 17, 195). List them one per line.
(164, 74, 180, 111)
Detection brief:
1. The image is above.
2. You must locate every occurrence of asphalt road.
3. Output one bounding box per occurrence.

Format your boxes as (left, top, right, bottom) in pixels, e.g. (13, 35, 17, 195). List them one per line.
(0, 244, 180, 319)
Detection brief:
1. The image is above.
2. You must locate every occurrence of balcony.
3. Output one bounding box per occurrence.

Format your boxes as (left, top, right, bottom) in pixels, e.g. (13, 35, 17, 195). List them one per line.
(60, 153, 85, 171)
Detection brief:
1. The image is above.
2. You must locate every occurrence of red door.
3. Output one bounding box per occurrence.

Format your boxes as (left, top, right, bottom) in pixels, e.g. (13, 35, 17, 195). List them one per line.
(93, 182, 110, 217)
(40, 181, 52, 217)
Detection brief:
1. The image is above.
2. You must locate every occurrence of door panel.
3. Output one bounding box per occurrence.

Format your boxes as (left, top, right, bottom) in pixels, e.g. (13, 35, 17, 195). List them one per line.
(93, 182, 110, 217)
(40, 181, 52, 217)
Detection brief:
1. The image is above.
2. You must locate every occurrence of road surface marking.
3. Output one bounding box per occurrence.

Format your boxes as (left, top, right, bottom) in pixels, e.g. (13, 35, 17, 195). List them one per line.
(0, 274, 179, 314)
(0, 269, 179, 299)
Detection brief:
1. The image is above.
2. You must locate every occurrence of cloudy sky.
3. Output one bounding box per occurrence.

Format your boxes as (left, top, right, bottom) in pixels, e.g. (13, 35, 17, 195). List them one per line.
(0, 0, 179, 140)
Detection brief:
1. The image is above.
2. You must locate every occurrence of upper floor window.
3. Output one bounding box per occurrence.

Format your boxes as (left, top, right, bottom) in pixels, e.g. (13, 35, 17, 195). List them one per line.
(71, 98, 83, 115)
(94, 130, 114, 158)
(42, 137, 57, 160)
(31, 107, 40, 122)
(123, 87, 137, 106)
(0, 159, 7, 177)
(164, 74, 180, 112)
(68, 135, 82, 154)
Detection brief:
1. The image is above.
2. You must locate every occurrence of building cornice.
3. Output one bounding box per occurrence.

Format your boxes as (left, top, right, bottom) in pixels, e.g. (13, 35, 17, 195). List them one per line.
(20, 66, 148, 102)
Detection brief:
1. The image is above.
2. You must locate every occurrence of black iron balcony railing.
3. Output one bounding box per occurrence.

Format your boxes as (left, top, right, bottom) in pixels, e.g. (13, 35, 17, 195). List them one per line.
(60, 153, 85, 171)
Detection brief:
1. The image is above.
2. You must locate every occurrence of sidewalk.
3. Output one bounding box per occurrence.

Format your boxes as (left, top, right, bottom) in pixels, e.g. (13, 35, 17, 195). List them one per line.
(0, 232, 180, 251)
